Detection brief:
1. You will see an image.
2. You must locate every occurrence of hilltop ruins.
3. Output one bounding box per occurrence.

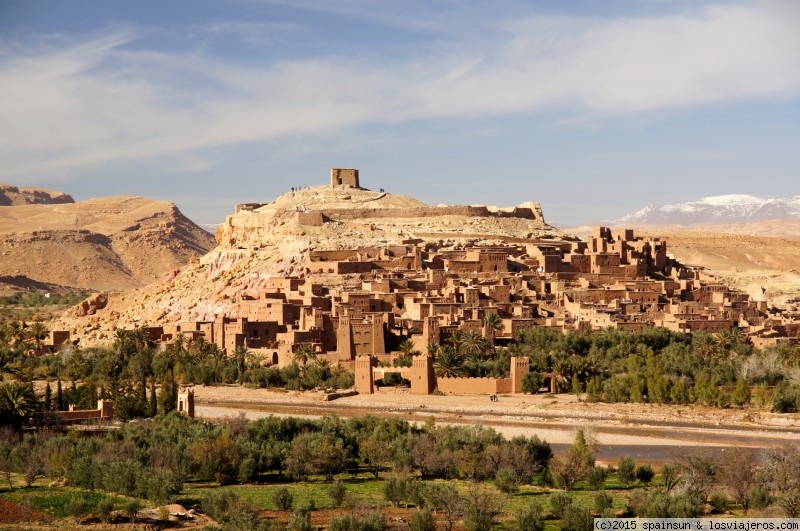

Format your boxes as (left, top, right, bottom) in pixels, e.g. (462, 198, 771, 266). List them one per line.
(47, 169, 800, 393)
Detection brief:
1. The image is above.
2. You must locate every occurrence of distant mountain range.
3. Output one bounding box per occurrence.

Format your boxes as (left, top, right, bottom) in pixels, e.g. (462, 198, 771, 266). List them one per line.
(615, 194, 800, 225)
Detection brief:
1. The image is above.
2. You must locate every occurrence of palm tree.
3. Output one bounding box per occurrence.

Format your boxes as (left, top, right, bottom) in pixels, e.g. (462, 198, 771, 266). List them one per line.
(0, 323, 11, 348)
(233, 345, 249, 376)
(460, 330, 489, 361)
(398, 339, 415, 356)
(0, 350, 22, 380)
(7, 321, 24, 347)
(447, 330, 464, 351)
(433, 345, 463, 378)
(0, 381, 35, 427)
(26, 322, 49, 350)
(293, 343, 317, 376)
(692, 333, 720, 359)
(483, 313, 504, 341)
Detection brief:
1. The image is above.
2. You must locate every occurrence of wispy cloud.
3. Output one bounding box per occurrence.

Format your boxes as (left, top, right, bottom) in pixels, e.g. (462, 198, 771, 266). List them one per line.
(1, 2, 798, 181)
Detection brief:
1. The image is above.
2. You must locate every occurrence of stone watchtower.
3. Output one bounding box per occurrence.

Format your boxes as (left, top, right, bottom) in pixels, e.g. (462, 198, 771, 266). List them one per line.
(331, 168, 360, 189)
(177, 386, 195, 418)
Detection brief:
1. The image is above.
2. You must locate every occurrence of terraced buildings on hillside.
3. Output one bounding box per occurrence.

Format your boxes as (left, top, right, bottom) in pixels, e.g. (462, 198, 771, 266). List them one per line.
(44, 170, 800, 382)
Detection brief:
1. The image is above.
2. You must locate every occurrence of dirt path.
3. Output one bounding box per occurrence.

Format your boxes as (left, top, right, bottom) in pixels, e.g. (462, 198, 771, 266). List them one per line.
(193, 385, 800, 466)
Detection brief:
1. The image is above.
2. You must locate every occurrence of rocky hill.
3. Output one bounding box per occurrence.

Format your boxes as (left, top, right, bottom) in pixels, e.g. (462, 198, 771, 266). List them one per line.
(616, 194, 800, 225)
(53, 183, 562, 342)
(0, 184, 74, 206)
(0, 194, 217, 294)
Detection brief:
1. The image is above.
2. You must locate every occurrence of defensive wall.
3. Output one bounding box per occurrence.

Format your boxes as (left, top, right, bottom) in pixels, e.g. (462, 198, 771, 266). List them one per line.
(232, 204, 545, 224)
(355, 354, 530, 395)
(57, 400, 113, 424)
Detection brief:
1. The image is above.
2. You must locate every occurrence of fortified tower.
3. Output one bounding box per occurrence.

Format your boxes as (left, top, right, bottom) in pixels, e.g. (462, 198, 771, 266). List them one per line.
(330, 168, 360, 189)
(177, 386, 195, 418)
(510, 356, 530, 393)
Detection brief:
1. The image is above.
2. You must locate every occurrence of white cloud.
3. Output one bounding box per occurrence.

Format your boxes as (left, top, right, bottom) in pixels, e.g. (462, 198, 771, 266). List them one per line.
(1, 2, 798, 181)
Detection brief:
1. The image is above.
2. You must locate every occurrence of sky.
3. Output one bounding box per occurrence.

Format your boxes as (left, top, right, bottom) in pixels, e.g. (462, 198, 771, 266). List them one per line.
(1, 0, 799, 227)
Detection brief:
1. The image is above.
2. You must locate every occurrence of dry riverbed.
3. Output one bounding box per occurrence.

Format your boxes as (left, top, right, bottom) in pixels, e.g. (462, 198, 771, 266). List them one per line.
(193, 385, 800, 466)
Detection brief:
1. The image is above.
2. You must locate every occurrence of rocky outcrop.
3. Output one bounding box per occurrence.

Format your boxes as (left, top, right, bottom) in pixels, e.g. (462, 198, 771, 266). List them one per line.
(0, 195, 216, 293)
(70, 293, 108, 317)
(0, 184, 74, 206)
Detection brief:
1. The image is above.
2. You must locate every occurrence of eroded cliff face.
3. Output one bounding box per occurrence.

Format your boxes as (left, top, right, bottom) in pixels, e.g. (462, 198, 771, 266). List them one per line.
(54, 185, 562, 344)
(0, 195, 216, 294)
(0, 184, 75, 206)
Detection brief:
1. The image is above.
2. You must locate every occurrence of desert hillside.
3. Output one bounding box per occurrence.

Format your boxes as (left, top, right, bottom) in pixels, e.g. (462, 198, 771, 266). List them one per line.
(0, 194, 217, 294)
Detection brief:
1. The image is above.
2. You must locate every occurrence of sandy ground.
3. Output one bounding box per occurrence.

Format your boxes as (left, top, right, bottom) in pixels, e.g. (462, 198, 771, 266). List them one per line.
(193, 385, 800, 466)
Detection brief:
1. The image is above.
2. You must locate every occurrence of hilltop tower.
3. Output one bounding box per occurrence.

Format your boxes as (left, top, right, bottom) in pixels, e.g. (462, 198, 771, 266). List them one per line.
(330, 168, 360, 189)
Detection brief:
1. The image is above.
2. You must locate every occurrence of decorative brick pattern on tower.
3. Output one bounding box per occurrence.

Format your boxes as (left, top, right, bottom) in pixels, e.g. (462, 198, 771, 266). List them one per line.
(410, 354, 436, 395)
(510, 356, 530, 394)
(354, 355, 374, 394)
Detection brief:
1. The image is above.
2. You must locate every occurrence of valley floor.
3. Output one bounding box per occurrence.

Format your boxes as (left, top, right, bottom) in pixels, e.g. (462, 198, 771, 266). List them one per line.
(193, 385, 800, 466)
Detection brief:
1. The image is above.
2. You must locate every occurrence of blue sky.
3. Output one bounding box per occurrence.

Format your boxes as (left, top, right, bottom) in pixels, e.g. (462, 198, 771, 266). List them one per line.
(1, 0, 798, 226)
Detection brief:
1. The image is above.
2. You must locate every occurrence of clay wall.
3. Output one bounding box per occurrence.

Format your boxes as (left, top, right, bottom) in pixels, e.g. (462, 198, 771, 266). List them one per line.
(58, 400, 113, 423)
(336, 261, 373, 274)
(684, 320, 732, 333)
(50, 330, 71, 346)
(436, 377, 512, 394)
(296, 211, 325, 226)
(268, 277, 302, 292)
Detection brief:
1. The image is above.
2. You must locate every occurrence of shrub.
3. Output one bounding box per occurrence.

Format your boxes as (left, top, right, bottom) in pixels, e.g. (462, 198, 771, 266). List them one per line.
(515, 500, 544, 531)
(409, 508, 436, 531)
(586, 465, 608, 490)
(750, 485, 772, 510)
(124, 499, 141, 524)
(202, 489, 238, 521)
(549, 491, 572, 518)
(361, 511, 387, 531)
(330, 511, 386, 531)
(618, 456, 636, 485)
(383, 476, 409, 507)
(328, 480, 347, 508)
(594, 492, 613, 514)
(66, 494, 93, 517)
(635, 463, 655, 485)
(561, 504, 593, 531)
(669, 492, 704, 518)
(710, 492, 729, 514)
(522, 372, 544, 394)
(96, 498, 114, 523)
(289, 508, 312, 531)
(495, 467, 520, 494)
(329, 514, 359, 531)
(273, 486, 294, 511)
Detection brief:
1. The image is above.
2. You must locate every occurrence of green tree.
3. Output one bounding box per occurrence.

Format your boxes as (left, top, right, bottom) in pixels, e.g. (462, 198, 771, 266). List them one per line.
(483, 313, 504, 341)
(433, 345, 463, 378)
(27, 321, 49, 350)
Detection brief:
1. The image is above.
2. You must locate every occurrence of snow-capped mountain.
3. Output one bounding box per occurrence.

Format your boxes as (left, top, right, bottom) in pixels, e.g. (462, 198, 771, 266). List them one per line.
(615, 195, 800, 225)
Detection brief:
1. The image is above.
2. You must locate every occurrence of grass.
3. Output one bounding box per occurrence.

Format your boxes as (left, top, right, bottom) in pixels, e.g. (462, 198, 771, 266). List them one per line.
(0, 486, 122, 519)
